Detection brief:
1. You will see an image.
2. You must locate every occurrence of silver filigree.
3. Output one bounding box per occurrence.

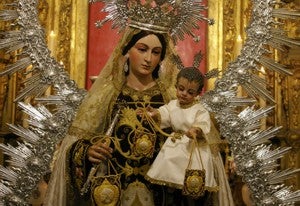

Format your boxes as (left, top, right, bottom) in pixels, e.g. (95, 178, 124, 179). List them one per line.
(94, 0, 214, 42)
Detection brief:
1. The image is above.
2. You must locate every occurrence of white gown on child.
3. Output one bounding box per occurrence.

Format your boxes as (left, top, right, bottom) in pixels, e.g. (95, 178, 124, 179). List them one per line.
(146, 99, 218, 192)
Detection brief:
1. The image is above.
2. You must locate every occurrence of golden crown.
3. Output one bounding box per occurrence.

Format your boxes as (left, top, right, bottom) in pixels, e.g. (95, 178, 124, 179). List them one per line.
(90, 0, 214, 42)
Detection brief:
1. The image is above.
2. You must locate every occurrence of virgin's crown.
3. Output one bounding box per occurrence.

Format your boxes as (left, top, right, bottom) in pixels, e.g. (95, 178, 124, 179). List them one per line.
(90, 0, 214, 42)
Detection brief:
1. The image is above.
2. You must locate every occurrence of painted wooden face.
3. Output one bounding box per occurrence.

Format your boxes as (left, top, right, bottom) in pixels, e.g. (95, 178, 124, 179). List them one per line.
(127, 34, 162, 78)
(176, 77, 200, 106)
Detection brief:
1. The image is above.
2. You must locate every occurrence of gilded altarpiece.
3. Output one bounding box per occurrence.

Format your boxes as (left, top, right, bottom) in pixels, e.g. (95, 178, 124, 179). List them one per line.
(207, 0, 300, 195)
(0, 0, 299, 202)
(276, 0, 300, 191)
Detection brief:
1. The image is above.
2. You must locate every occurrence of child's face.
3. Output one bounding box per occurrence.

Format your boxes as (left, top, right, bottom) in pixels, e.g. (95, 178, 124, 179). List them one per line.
(176, 77, 199, 106)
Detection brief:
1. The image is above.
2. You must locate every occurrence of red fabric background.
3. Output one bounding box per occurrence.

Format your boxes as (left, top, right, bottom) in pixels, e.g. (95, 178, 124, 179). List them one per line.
(86, 2, 208, 89)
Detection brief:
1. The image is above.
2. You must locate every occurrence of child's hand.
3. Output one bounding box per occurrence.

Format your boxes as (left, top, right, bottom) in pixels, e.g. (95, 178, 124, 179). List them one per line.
(186, 128, 198, 139)
(185, 127, 204, 140)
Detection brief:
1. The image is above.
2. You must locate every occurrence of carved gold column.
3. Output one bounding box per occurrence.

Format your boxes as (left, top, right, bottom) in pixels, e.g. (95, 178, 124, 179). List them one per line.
(46, 0, 88, 88)
(207, 0, 224, 90)
(69, 1, 88, 88)
(207, 0, 251, 90)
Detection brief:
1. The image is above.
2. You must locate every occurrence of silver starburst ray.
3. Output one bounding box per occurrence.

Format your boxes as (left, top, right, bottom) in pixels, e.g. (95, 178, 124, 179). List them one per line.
(201, 0, 300, 205)
(0, 0, 86, 205)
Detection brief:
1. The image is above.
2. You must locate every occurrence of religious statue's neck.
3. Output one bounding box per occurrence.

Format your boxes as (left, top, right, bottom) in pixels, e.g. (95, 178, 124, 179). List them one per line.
(126, 74, 156, 91)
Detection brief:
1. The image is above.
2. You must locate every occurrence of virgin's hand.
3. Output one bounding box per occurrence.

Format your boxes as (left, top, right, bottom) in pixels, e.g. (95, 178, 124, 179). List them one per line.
(136, 108, 144, 116)
(146, 106, 158, 117)
(87, 141, 113, 164)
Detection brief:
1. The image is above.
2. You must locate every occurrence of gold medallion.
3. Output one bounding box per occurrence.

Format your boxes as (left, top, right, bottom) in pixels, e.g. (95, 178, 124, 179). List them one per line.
(93, 179, 120, 206)
(182, 169, 206, 199)
(133, 134, 154, 157)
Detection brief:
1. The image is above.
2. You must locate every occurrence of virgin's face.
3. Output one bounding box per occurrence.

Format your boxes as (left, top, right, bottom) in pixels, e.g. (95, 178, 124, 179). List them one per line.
(176, 77, 199, 106)
(127, 34, 162, 78)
